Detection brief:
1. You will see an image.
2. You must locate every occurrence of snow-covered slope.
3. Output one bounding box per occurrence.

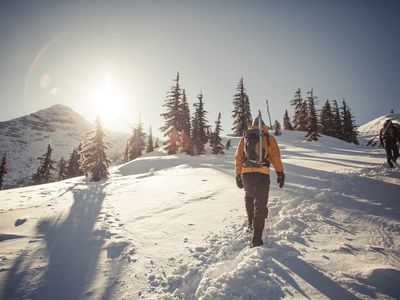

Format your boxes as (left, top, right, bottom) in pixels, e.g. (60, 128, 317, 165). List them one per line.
(358, 113, 400, 146)
(0, 131, 399, 299)
(0, 104, 129, 188)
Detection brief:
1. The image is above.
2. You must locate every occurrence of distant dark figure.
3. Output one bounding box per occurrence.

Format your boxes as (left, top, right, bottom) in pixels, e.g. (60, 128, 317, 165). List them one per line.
(379, 120, 400, 168)
(225, 139, 231, 150)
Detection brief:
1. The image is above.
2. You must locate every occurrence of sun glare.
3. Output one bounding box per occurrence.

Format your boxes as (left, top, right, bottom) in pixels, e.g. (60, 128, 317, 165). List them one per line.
(89, 74, 124, 124)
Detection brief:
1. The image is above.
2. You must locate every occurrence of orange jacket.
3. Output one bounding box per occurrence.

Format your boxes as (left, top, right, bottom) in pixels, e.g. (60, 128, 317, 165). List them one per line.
(235, 125, 284, 175)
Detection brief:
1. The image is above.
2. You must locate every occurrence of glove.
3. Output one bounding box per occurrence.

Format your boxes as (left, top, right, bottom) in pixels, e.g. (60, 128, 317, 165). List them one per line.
(277, 172, 285, 188)
(236, 175, 243, 189)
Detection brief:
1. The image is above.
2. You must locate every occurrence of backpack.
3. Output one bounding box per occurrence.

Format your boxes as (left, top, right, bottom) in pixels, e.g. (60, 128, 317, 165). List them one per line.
(382, 121, 400, 142)
(243, 128, 270, 167)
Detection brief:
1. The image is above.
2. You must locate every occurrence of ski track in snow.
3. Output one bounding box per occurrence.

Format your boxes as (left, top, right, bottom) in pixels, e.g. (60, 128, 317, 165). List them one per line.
(0, 131, 400, 299)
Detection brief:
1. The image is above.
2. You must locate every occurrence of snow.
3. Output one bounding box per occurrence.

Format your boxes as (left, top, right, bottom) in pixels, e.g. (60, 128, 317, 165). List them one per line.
(0, 130, 399, 299)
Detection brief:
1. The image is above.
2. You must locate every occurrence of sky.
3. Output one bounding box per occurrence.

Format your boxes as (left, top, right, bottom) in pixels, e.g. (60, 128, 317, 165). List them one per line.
(0, 0, 399, 136)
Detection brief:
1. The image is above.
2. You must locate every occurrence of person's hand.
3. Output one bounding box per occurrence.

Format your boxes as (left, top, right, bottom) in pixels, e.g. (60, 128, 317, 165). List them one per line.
(277, 172, 285, 188)
(236, 175, 243, 189)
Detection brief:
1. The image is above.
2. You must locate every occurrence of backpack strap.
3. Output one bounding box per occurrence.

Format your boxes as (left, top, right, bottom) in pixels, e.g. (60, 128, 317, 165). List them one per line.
(263, 131, 271, 167)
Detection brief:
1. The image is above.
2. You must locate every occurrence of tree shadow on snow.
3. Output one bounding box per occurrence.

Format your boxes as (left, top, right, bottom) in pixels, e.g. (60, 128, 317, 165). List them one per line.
(1, 182, 110, 300)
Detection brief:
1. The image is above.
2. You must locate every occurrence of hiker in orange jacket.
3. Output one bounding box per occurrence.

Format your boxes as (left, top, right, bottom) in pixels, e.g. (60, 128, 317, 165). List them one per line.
(235, 116, 284, 247)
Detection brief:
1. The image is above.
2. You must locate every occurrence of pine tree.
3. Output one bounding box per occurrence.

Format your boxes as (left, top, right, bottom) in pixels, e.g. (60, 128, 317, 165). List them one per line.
(32, 143, 56, 184)
(283, 109, 294, 130)
(191, 92, 209, 155)
(290, 88, 307, 131)
(178, 89, 192, 154)
(57, 156, 68, 181)
(0, 152, 7, 190)
(298, 101, 308, 131)
(319, 100, 335, 136)
(67, 145, 83, 178)
(210, 113, 224, 155)
(274, 120, 282, 136)
(129, 116, 146, 160)
(79, 115, 110, 182)
(331, 100, 342, 139)
(146, 126, 154, 153)
(160, 72, 182, 154)
(232, 77, 252, 136)
(305, 88, 320, 141)
(154, 138, 160, 149)
(340, 99, 359, 144)
(166, 128, 179, 155)
(123, 140, 129, 163)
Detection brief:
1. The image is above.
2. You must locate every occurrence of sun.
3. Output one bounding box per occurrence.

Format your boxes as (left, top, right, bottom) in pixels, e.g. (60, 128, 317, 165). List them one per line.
(89, 74, 123, 123)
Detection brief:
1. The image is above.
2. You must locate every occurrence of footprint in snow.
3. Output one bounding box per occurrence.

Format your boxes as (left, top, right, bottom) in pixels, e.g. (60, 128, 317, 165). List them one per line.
(106, 241, 129, 258)
(14, 218, 27, 227)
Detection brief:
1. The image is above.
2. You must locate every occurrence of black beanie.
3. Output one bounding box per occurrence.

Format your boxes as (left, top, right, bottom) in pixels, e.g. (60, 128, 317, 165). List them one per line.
(252, 117, 265, 126)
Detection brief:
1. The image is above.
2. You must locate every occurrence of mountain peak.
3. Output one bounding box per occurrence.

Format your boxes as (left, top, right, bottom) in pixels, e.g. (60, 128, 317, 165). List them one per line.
(32, 103, 81, 117)
(46, 103, 74, 112)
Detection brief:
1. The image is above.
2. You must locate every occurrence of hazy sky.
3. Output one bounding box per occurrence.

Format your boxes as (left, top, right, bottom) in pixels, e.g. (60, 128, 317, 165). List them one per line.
(0, 0, 399, 135)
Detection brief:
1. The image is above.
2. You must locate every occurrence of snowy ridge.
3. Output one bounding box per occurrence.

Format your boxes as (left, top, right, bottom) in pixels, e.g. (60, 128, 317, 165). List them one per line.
(0, 131, 399, 299)
(0, 104, 129, 188)
(357, 113, 400, 146)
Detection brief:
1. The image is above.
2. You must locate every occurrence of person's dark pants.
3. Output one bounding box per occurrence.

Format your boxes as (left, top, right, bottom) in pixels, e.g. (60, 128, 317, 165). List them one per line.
(242, 172, 270, 245)
(384, 140, 399, 164)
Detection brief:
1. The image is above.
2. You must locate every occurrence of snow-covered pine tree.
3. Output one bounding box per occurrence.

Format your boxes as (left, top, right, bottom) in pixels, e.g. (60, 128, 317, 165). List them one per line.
(79, 115, 110, 182)
(290, 88, 307, 131)
(340, 99, 359, 144)
(154, 138, 160, 149)
(129, 116, 146, 160)
(305, 88, 320, 141)
(123, 140, 129, 163)
(146, 126, 154, 153)
(298, 101, 308, 131)
(160, 72, 182, 154)
(274, 120, 282, 136)
(283, 109, 294, 130)
(67, 146, 83, 178)
(166, 128, 179, 154)
(192, 92, 209, 155)
(232, 77, 252, 136)
(57, 156, 68, 181)
(178, 89, 192, 154)
(319, 100, 335, 137)
(331, 99, 343, 139)
(32, 143, 56, 184)
(0, 152, 7, 190)
(210, 112, 224, 155)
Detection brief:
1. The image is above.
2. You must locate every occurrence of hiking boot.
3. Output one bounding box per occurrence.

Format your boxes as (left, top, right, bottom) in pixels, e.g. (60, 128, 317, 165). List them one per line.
(389, 161, 394, 168)
(251, 238, 264, 248)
